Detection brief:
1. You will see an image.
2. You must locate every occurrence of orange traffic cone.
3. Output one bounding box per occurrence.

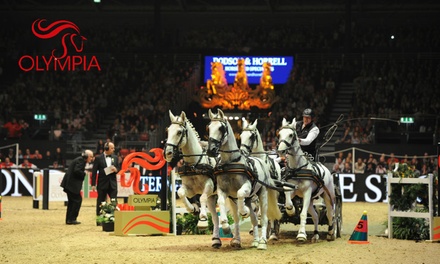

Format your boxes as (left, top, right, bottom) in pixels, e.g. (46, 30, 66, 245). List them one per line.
(348, 210, 369, 244)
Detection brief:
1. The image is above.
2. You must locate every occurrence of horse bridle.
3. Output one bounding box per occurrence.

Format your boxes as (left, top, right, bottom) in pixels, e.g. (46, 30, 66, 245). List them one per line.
(208, 118, 240, 155)
(166, 119, 207, 167)
(278, 125, 313, 163)
(165, 120, 188, 155)
(277, 125, 297, 151)
(240, 127, 258, 155)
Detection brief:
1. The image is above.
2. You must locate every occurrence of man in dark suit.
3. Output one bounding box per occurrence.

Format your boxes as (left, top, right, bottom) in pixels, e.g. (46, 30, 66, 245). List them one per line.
(91, 142, 119, 224)
(60, 149, 94, 225)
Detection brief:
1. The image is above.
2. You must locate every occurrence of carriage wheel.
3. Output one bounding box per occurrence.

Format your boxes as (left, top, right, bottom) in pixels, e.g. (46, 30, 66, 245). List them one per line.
(333, 173, 343, 238)
(334, 194, 343, 238)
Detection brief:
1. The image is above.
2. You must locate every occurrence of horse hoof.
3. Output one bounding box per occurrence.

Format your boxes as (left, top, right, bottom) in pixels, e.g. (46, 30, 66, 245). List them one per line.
(240, 212, 250, 218)
(251, 240, 259, 248)
(240, 207, 250, 218)
(285, 206, 295, 216)
(296, 233, 307, 242)
(327, 234, 335, 241)
(249, 228, 253, 235)
(311, 235, 320, 243)
(197, 219, 208, 229)
(192, 204, 200, 215)
(221, 225, 231, 235)
(257, 241, 267, 250)
(230, 239, 241, 249)
(269, 234, 278, 241)
(212, 238, 222, 249)
(256, 238, 267, 250)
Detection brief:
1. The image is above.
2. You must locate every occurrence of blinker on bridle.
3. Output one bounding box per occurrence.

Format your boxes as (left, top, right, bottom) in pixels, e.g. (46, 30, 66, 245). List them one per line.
(240, 126, 257, 154)
(165, 120, 188, 150)
(277, 125, 297, 150)
(207, 118, 240, 155)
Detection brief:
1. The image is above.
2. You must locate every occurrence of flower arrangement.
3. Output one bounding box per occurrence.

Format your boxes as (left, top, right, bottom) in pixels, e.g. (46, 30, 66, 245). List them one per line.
(96, 198, 119, 224)
(393, 163, 418, 178)
(175, 212, 234, 235)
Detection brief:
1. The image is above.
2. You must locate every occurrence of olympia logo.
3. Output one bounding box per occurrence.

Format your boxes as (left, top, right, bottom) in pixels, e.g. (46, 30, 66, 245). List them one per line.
(18, 19, 101, 72)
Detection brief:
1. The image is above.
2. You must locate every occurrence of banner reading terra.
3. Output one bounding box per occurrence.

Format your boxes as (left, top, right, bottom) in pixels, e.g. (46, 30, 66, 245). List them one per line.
(3, 169, 389, 202)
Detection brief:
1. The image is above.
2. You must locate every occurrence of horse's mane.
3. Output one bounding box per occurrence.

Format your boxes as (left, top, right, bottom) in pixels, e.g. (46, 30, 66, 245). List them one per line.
(184, 118, 201, 141)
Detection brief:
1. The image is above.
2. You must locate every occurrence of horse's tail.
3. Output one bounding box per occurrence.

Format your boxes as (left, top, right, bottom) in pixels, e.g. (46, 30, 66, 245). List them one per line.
(266, 178, 282, 221)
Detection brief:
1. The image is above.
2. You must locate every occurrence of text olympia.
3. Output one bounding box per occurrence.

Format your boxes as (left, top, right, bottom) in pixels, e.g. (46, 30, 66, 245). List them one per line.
(18, 55, 101, 72)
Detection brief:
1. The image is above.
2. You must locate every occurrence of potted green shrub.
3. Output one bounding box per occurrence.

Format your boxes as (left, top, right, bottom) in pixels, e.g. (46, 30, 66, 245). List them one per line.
(96, 198, 119, 232)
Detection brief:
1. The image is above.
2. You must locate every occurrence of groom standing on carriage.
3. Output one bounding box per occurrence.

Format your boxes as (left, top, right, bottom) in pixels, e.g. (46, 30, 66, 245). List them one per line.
(295, 108, 320, 161)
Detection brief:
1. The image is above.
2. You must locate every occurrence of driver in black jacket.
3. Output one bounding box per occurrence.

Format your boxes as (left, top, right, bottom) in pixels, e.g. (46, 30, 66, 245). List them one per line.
(295, 108, 320, 161)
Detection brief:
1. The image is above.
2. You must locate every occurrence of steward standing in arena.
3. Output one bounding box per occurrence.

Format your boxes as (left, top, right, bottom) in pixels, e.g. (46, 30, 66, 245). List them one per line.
(91, 141, 119, 225)
(61, 149, 94, 225)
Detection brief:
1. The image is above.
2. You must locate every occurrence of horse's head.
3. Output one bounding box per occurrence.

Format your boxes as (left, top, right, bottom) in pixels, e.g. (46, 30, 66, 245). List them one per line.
(237, 58, 245, 70)
(32, 19, 87, 59)
(263, 62, 271, 73)
(240, 119, 258, 156)
(164, 110, 187, 162)
(277, 118, 298, 155)
(211, 62, 224, 73)
(206, 109, 228, 157)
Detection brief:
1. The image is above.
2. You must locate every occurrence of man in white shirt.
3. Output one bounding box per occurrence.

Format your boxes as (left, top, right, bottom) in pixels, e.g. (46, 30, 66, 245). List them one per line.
(295, 108, 320, 161)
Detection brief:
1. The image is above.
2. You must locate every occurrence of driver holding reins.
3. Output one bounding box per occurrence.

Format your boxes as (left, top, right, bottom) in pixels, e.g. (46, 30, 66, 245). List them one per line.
(295, 108, 320, 161)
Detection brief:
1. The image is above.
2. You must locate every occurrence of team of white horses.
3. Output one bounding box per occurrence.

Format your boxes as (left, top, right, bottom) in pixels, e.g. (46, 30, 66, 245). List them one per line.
(164, 109, 336, 250)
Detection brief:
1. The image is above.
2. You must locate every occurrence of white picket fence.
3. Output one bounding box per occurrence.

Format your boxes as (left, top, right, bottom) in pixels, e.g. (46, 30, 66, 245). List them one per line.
(387, 174, 434, 240)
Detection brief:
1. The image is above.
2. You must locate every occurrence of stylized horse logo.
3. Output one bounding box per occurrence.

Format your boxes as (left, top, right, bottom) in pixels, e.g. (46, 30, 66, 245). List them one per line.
(32, 19, 87, 59)
(118, 149, 166, 195)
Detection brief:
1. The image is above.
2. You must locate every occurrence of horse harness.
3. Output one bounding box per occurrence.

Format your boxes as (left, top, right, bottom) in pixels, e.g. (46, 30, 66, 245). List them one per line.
(280, 124, 335, 207)
(283, 163, 322, 197)
(241, 127, 279, 179)
(214, 158, 269, 199)
(178, 162, 215, 181)
(283, 162, 334, 209)
(167, 119, 215, 181)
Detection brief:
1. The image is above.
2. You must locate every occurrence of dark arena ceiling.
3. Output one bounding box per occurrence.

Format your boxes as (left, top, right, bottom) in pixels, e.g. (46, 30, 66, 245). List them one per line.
(1, 0, 439, 14)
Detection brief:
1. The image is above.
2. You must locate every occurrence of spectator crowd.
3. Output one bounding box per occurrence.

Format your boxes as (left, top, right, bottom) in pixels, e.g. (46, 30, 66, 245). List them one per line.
(0, 12, 439, 165)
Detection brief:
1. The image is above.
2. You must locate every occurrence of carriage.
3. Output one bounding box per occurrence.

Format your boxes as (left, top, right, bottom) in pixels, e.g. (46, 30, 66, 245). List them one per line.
(274, 173, 343, 239)
(166, 109, 343, 248)
(240, 117, 343, 241)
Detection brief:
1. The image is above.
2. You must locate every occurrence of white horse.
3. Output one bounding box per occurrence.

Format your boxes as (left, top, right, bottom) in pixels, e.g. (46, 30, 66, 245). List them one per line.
(164, 110, 221, 248)
(239, 119, 285, 241)
(277, 118, 336, 242)
(206, 109, 282, 249)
